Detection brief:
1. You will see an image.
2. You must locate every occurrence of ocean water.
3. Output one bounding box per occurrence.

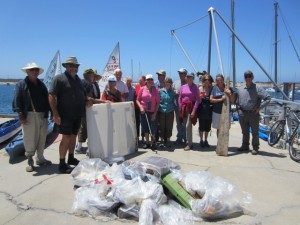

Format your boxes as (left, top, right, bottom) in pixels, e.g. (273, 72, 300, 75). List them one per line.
(0, 84, 16, 115)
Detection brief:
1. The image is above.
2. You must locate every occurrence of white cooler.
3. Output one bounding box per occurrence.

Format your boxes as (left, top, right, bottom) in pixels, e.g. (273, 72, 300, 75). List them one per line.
(86, 102, 137, 159)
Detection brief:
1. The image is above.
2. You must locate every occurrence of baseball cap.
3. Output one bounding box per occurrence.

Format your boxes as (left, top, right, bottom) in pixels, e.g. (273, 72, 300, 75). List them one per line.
(156, 69, 166, 76)
(177, 68, 187, 74)
(146, 74, 153, 80)
(108, 75, 117, 82)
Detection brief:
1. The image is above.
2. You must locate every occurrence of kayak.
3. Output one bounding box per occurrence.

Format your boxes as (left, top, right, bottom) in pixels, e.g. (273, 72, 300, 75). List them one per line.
(249, 125, 270, 142)
(0, 118, 21, 143)
(5, 119, 55, 163)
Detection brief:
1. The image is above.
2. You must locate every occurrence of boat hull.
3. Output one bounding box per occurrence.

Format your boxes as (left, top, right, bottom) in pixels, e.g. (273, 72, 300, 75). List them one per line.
(5, 119, 55, 163)
(0, 118, 21, 143)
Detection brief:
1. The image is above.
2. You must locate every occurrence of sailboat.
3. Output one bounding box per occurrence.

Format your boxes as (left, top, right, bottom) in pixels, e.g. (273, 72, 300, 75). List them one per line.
(98, 42, 121, 92)
(43, 50, 62, 90)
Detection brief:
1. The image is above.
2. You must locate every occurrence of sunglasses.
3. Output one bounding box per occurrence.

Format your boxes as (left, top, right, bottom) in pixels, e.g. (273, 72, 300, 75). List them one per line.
(28, 68, 39, 72)
(67, 64, 79, 69)
(146, 79, 153, 81)
(244, 75, 252, 78)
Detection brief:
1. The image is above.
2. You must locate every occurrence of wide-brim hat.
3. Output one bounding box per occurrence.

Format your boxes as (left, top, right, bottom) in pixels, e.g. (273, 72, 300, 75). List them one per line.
(62, 56, 80, 67)
(21, 62, 44, 75)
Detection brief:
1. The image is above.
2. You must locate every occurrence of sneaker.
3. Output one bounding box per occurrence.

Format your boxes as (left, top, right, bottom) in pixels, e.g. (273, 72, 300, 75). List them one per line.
(75, 147, 88, 154)
(143, 143, 151, 149)
(204, 140, 210, 148)
(59, 163, 73, 174)
(36, 158, 52, 166)
(200, 140, 205, 147)
(67, 157, 80, 166)
(251, 149, 259, 155)
(237, 146, 249, 151)
(184, 145, 192, 151)
(26, 157, 34, 172)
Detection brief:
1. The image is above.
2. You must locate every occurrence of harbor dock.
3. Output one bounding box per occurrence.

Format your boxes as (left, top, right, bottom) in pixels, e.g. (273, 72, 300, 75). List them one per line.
(0, 117, 299, 225)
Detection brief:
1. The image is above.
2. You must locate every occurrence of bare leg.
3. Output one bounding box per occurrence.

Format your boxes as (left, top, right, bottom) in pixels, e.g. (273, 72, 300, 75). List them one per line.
(204, 132, 209, 140)
(68, 134, 77, 154)
(199, 131, 204, 141)
(59, 134, 72, 159)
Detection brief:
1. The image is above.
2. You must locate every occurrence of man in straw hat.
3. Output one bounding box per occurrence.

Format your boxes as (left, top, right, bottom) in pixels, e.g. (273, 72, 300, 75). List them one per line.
(13, 62, 52, 172)
(49, 56, 92, 173)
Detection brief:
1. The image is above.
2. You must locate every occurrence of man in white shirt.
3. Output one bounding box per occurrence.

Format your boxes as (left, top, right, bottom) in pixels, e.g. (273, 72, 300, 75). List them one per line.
(114, 69, 129, 101)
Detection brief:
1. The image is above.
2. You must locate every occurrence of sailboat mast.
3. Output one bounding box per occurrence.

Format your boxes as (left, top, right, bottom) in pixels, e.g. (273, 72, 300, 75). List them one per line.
(231, 0, 236, 88)
(274, 1, 278, 83)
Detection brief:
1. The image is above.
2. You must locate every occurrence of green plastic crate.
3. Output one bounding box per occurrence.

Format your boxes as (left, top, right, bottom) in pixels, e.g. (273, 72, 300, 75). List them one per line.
(161, 173, 195, 209)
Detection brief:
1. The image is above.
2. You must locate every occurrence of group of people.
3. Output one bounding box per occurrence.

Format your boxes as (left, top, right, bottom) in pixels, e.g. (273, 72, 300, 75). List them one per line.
(13, 55, 271, 174)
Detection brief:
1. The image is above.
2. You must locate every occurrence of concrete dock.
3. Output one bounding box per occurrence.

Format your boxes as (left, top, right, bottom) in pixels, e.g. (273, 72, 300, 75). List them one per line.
(0, 117, 299, 225)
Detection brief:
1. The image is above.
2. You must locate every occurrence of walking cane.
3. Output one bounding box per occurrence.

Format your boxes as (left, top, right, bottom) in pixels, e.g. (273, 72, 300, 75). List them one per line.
(145, 113, 157, 153)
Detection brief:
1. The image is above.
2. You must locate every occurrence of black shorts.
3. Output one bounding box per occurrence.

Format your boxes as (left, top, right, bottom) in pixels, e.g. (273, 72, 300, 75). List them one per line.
(198, 118, 212, 132)
(58, 117, 82, 135)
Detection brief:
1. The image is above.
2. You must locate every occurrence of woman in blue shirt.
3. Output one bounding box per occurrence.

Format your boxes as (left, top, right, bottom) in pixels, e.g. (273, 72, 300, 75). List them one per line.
(158, 77, 175, 148)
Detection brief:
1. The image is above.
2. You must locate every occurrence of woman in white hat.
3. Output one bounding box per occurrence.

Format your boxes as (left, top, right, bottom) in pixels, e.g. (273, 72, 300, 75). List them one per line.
(101, 75, 122, 102)
(13, 63, 52, 172)
(136, 74, 160, 150)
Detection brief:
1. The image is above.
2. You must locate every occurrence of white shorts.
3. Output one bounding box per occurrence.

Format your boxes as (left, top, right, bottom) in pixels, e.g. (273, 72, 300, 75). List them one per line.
(212, 112, 231, 129)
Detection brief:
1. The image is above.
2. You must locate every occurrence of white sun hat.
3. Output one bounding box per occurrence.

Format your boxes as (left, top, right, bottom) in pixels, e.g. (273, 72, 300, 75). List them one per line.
(21, 62, 44, 75)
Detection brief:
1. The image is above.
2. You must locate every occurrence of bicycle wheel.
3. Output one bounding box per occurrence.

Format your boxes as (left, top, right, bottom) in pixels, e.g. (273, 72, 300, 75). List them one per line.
(289, 137, 300, 162)
(268, 120, 285, 146)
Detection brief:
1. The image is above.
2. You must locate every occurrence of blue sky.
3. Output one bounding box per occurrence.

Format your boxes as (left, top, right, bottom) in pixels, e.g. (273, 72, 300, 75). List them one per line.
(0, 0, 299, 83)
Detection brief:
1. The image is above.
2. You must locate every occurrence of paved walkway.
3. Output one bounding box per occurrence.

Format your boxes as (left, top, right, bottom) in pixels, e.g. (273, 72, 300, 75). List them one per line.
(0, 117, 300, 225)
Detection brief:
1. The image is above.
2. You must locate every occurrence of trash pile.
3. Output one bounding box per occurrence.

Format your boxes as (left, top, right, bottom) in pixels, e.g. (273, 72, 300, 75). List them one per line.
(71, 156, 252, 224)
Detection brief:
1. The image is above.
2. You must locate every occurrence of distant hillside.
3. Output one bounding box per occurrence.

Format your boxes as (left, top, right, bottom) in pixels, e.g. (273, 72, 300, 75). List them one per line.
(0, 78, 22, 83)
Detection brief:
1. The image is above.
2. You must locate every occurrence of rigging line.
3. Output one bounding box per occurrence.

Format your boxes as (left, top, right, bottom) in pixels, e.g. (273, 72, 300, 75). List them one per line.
(278, 6, 300, 62)
(172, 14, 209, 31)
(171, 30, 198, 73)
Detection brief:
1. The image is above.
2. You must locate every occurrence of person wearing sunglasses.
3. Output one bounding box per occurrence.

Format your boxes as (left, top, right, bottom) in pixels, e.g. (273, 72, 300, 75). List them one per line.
(234, 70, 271, 155)
(136, 74, 160, 150)
(101, 75, 122, 102)
(13, 62, 52, 172)
(49, 56, 92, 173)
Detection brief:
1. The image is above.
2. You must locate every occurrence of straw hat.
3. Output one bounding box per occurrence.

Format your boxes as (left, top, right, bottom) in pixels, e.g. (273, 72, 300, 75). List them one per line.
(62, 56, 80, 67)
(93, 69, 102, 79)
(21, 63, 44, 75)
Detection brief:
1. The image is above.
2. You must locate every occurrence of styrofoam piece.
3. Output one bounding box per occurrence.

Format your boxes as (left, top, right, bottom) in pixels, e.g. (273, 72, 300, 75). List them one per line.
(86, 102, 137, 159)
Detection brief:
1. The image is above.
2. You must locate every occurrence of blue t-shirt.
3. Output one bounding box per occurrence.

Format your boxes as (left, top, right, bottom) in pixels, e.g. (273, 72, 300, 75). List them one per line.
(211, 86, 234, 114)
(159, 88, 175, 113)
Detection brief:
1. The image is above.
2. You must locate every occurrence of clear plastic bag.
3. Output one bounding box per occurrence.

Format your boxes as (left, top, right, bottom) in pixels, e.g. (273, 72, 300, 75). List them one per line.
(113, 176, 167, 206)
(158, 200, 202, 225)
(72, 186, 119, 217)
(170, 170, 251, 220)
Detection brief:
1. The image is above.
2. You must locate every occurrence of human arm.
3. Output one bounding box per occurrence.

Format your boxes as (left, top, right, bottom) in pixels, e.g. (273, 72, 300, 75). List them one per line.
(136, 87, 145, 114)
(151, 89, 160, 121)
(48, 94, 61, 125)
(191, 85, 200, 118)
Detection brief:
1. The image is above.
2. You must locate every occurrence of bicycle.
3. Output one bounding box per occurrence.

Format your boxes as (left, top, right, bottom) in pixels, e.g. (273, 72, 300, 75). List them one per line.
(268, 104, 300, 162)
